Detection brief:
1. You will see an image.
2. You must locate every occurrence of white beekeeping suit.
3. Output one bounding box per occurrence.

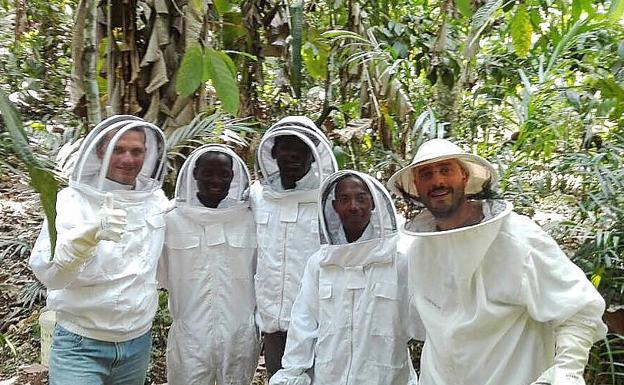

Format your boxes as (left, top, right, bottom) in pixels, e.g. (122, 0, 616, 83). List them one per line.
(30, 115, 168, 342)
(387, 138, 608, 385)
(270, 170, 417, 385)
(159, 144, 260, 385)
(251, 116, 338, 334)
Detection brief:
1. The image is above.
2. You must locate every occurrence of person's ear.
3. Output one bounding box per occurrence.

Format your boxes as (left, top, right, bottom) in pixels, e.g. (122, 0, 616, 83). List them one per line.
(461, 166, 468, 183)
(332, 199, 338, 211)
(271, 145, 277, 159)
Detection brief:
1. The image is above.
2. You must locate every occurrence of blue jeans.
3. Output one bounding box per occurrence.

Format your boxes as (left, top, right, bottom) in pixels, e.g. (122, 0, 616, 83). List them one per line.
(49, 325, 152, 385)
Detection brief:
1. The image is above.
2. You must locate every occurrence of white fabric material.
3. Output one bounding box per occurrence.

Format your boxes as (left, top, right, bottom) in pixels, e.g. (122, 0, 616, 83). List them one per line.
(160, 145, 259, 385)
(252, 118, 337, 333)
(53, 193, 128, 271)
(29, 116, 168, 342)
(387, 138, 497, 198)
(530, 311, 597, 385)
(271, 171, 417, 385)
(401, 199, 607, 385)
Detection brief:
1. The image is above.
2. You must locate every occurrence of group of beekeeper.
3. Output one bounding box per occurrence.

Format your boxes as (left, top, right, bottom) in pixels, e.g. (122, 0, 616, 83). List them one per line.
(29, 114, 607, 385)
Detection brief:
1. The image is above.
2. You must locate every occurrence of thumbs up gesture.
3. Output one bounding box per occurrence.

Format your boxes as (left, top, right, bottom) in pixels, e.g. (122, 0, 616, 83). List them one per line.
(96, 193, 128, 243)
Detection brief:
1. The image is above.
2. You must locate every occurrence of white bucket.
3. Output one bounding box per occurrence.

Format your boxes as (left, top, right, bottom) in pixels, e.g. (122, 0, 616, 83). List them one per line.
(39, 310, 56, 367)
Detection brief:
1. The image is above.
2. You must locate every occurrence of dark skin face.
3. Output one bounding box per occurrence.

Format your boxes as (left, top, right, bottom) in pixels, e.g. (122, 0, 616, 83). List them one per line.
(193, 152, 234, 208)
(271, 135, 314, 190)
(332, 176, 375, 243)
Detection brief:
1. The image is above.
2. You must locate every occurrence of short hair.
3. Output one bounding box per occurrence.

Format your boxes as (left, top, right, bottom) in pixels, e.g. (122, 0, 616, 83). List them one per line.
(96, 127, 146, 157)
(193, 151, 233, 174)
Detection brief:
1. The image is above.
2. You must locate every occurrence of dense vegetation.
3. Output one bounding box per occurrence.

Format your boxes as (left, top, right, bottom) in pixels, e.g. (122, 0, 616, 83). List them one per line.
(1, 0, 623, 383)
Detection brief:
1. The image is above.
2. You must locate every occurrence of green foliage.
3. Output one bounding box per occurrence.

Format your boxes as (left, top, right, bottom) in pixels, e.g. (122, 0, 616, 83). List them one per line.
(176, 44, 240, 115)
(0, 333, 16, 357)
(0, 91, 58, 253)
(609, 0, 624, 24)
(455, 0, 472, 18)
(510, 5, 532, 58)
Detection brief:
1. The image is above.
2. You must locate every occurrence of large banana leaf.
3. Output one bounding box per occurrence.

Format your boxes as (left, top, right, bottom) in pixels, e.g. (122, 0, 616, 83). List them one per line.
(0, 91, 58, 255)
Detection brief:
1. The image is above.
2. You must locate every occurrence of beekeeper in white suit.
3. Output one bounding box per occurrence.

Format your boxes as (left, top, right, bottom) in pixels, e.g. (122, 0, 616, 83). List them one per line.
(159, 144, 259, 385)
(29, 115, 168, 385)
(270, 170, 417, 385)
(387, 138, 607, 385)
(251, 116, 338, 379)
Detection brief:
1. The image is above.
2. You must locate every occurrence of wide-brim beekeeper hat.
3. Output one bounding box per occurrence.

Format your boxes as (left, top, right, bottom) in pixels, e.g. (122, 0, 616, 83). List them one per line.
(387, 138, 497, 199)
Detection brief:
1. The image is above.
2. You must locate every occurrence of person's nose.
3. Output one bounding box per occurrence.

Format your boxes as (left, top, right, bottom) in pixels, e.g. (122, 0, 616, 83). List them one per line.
(118, 151, 134, 165)
(347, 199, 360, 213)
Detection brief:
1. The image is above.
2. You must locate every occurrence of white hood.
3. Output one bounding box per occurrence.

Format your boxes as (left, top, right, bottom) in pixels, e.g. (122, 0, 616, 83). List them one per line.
(256, 116, 337, 195)
(318, 170, 398, 268)
(70, 115, 167, 202)
(174, 144, 251, 212)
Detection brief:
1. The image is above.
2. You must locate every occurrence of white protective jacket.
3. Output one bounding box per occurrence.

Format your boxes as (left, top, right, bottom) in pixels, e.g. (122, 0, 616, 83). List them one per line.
(251, 117, 338, 333)
(30, 115, 168, 342)
(159, 145, 260, 385)
(402, 199, 607, 385)
(271, 171, 417, 385)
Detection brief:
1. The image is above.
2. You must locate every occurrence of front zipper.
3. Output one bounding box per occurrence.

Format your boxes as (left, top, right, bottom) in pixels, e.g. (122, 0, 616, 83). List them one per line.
(276, 223, 288, 330)
(345, 290, 354, 385)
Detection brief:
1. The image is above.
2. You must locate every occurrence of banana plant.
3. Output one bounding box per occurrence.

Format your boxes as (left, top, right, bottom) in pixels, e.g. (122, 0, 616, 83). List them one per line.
(0, 90, 59, 254)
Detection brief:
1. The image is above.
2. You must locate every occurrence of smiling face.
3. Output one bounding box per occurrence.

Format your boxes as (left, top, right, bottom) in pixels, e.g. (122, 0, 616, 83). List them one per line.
(271, 135, 314, 190)
(193, 152, 234, 208)
(332, 175, 375, 243)
(97, 129, 147, 186)
(412, 158, 468, 218)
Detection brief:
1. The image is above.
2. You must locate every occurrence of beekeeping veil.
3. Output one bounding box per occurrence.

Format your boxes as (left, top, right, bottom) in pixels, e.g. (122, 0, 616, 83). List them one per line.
(70, 115, 166, 195)
(174, 144, 250, 209)
(320, 170, 397, 245)
(256, 116, 337, 193)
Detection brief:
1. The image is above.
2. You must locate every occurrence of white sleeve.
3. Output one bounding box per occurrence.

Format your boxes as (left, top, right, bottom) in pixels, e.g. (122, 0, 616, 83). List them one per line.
(521, 223, 607, 385)
(531, 310, 598, 385)
(272, 254, 320, 384)
(156, 245, 169, 290)
(29, 217, 85, 290)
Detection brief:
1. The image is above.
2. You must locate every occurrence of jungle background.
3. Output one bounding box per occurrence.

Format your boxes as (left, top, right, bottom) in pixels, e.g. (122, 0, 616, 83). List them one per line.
(1, 0, 623, 383)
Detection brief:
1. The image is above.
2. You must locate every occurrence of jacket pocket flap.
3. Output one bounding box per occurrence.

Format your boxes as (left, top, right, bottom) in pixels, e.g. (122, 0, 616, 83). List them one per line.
(255, 210, 270, 225)
(319, 283, 332, 299)
(146, 213, 165, 228)
(372, 282, 398, 300)
(227, 231, 257, 248)
(166, 235, 200, 249)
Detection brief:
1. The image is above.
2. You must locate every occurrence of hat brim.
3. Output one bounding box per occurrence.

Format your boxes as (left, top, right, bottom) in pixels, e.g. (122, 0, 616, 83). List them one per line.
(387, 153, 497, 199)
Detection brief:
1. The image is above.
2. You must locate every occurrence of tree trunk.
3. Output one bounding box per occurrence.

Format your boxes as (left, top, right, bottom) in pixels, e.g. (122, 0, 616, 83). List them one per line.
(83, 0, 102, 124)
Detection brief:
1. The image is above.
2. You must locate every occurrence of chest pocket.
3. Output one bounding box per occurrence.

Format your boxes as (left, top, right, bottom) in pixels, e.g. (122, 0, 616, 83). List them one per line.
(254, 209, 271, 250)
(287, 205, 320, 257)
(165, 235, 202, 279)
(318, 282, 337, 336)
(369, 282, 400, 336)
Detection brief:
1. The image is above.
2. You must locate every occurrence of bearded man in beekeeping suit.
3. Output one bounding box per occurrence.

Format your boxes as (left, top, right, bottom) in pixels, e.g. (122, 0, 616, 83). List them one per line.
(388, 138, 607, 385)
(30, 115, 168, 385)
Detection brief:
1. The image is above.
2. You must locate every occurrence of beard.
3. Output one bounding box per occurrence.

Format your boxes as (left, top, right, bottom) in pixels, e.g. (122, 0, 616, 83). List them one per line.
(422, 188, 466, 219)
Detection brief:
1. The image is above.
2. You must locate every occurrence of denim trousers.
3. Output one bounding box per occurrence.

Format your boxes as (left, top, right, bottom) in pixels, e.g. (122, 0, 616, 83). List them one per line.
(48, 324, 152, 385)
